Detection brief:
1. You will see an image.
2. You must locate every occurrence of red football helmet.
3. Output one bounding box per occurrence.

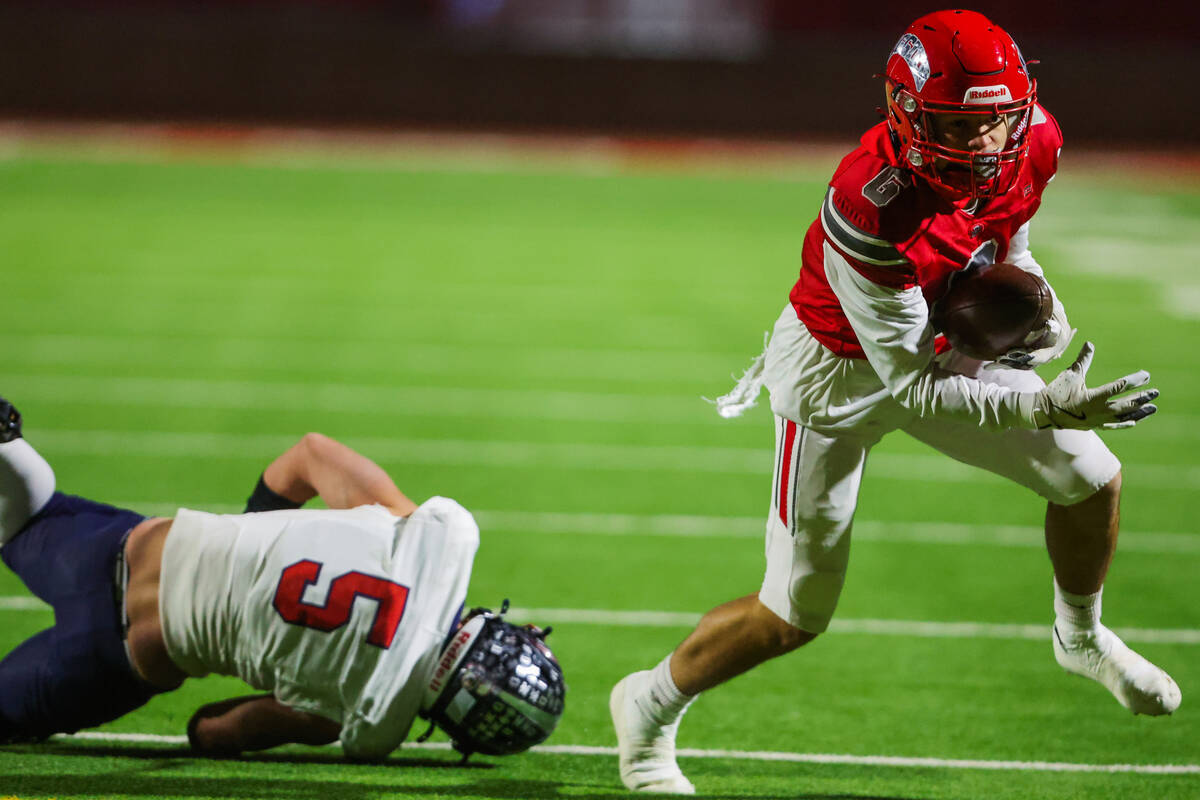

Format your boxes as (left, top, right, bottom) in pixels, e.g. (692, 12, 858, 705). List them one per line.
(884, 9, 1036, 200)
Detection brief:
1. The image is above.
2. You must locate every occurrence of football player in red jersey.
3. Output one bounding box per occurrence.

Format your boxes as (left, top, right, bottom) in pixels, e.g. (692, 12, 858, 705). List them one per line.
(610, 10, 1176, 794)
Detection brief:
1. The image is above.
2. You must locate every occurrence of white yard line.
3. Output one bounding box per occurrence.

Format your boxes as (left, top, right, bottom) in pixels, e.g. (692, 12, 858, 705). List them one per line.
(24, 429, 1200, 489)
(0, 596, 48, 610)
(474, 511, 1200, 554)
(3, 373, 706, 425)
(97, 504, 1200, 555)
(52, 731, 1200, 775)
(7, 366, 1199, 441)
(6, 598, 1197, 644)
(502, 607, 1200, 645)
(1, 335, 747, 383)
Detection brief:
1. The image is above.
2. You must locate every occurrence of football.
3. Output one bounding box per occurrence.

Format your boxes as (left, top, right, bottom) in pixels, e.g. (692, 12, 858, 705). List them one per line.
(931, 263, 1054, 360)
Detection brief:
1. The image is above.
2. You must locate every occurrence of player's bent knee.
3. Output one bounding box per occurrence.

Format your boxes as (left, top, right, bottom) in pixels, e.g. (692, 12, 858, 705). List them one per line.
(187, 715, 236, 758)
(1091, 471, 1121, 502)
(755, 598, 819, 654)
(1030, 429, 1122, 507)
(1054, 470, 1121, 511)
(773, 622, 818, 653)
(1087, 471, 1120, 504)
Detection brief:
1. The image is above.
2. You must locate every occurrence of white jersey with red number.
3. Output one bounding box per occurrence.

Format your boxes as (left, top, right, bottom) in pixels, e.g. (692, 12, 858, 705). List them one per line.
(158, 497, 478, 760)
(762, 106, 1063, 432)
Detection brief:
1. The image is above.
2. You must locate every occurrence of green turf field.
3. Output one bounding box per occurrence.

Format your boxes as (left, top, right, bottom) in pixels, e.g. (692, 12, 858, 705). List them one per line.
(1, 136, 1198, 799)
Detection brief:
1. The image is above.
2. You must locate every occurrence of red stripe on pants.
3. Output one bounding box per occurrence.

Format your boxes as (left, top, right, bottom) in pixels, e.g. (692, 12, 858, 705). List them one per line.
(778, 419, 797, 527)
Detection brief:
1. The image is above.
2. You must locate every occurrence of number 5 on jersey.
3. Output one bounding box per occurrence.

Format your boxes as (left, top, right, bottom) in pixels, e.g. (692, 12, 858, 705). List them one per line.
(273, 560, 410, 649)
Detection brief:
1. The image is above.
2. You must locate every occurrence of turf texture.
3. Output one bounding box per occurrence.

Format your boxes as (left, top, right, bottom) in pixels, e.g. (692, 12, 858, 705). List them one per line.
(0, 135, 1197, 799)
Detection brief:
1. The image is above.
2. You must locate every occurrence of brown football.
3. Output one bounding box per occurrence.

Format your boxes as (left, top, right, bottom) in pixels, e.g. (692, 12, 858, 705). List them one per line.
(931, 263, 1054, 360)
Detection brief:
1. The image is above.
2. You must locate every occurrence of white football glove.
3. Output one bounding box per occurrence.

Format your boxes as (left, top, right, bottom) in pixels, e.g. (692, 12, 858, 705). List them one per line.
(1029, 342, 1158, 431)
(987, 296, 1074, 370)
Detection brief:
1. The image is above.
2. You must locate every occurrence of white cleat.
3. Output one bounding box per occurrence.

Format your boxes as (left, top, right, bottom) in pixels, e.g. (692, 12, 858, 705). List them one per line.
(1053, 624, 1182, 716)
(610, 671, 695, 795)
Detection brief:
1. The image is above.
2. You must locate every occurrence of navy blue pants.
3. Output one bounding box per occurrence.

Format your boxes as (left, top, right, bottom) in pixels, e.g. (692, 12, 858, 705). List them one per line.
(0, 492, 160, 741)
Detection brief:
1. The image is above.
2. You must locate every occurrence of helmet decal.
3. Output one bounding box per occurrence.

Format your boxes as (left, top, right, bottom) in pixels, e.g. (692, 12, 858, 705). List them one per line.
(892, 33, 930, 91)
(963, 85, 1013, 104)
(423, 615, 486, 709)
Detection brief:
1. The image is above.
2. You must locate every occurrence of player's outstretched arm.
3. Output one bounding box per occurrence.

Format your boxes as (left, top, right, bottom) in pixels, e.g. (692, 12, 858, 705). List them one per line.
(187, 694, 342, 756)
(248, 433, 418, 517)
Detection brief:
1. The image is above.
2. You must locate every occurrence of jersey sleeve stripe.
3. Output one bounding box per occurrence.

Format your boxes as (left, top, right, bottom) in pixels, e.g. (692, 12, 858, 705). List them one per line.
(820, 188, 909, 266)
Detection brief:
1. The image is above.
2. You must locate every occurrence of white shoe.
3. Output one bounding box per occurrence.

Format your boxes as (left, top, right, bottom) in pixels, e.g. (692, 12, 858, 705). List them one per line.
(610, 671, 695, 794)
(1053, 623, 1182, 715)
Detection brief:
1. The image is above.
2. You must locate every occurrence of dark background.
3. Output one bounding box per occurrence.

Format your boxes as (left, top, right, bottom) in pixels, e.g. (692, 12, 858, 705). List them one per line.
(1, 0, 1196, 148)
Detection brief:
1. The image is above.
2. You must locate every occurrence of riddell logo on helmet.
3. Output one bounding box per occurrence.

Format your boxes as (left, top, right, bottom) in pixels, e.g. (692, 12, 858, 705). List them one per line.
(428, 629, 473, 693)
(964, 85, 1012, 104)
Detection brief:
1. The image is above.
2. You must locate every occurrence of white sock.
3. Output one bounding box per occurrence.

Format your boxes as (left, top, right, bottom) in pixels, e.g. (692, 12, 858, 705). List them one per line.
(0, 438, 56, 547)
(1053, 577, 1102, 635)
(635, 654, 697, 726)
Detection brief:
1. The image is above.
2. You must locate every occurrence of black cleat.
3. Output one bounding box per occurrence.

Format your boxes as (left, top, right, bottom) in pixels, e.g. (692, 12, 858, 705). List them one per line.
(0, 398, 22, 443)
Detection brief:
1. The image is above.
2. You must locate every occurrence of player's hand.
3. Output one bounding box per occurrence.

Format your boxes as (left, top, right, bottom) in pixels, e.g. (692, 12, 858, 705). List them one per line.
(1031, 342, 1158, 430)
(987, 298, 1074, 370)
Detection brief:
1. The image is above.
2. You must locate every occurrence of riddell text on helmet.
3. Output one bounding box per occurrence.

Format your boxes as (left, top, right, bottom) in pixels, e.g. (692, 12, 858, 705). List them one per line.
(964, 85, 1012, 103)
(428, 628, 473, 695)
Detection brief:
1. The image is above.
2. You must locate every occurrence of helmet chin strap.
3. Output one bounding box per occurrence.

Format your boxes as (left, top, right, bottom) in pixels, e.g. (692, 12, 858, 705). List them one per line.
(414, 718, 437, 743)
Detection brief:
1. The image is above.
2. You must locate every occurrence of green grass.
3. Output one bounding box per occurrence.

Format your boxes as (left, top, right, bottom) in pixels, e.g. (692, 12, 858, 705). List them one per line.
(1, 140, 1198, 799)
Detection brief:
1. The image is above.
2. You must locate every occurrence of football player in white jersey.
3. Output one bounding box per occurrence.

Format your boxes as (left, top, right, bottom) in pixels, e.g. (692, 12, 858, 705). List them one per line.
(609, 10, 1177, 794)
(0, 396, 564, 760)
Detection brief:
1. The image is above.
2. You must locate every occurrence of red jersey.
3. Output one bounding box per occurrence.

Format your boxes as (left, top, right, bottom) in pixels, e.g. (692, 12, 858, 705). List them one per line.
(791, 106, 1063, 359)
